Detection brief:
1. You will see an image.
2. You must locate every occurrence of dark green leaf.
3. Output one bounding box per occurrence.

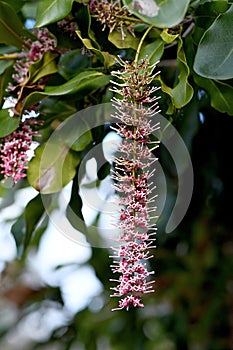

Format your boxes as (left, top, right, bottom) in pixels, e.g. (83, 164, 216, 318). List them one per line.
(23, 71, 111, 111)
(39, 99, 77, 120)
(27, 51, 58, 84)
(66, 170, 87, 234)
(123, 0, 190, 28)
(24, 194, 47, 252)
(0, 59, 12, 75)
(0, 65, 14, 108)
(30, 216, 49, 249)
(0, 109, 19, 137)
(195, 1, 229, 30)
(3, 0, 24, 12)
(67, 119, 93, 152)
(27, 143, 81, 194)
(58, 49, 90, 80)
(194, 74, 233, 116)
(11, 216, 25, 257)
(35, 0, 74, 27)
(45, 70, 110, 96)
(194, 4, 233, 80)
(0, 2, 25, 47)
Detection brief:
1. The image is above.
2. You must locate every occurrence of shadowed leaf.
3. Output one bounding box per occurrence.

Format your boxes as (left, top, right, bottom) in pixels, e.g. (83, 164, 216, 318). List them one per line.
(194, 4, 233, 80)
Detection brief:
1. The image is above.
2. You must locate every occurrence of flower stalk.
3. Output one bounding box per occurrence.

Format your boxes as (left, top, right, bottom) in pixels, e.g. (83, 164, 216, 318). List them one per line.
(110, 57, 160, 311)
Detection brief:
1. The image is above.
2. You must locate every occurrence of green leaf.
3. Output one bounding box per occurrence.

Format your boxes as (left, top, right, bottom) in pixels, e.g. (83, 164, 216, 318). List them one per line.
(45, 70, 107, 95)
(171, 37, 193, 108)
(27, 143, 81, 194)
(76, 30, 116, 68)
(35, 0, 74, 27)
(123, 0, 190, 28)
(30, 216, 49, 249)
(0, 2, 25, 47)
(11, 195, 50, 257)
(24, 194, 47, 252)
(66, 170, 87, 234)
(0, 65, 13, 108)
(3, 0, 23, 12)
(11, 216, 25, 257)
(39, 99, 77, 120)
(155, 75, 175, 114)
(58, 49, 91, 80)
(194, 75, 233, 116)
(138, 38, 164, 65)
(0, 109, 19, 137)
(66, 119, 93, 152)
(194, 4, 233, 80)
(0, 59, 12, 75)
(195, 1, 229, 30)
(23, 71, 111, 111)
(27, 52, 58, 85)
(108, 31, 139, 50)
(160, 28, 179, 44)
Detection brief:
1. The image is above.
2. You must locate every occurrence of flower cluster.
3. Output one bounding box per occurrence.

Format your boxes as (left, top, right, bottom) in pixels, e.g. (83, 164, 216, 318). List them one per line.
(7, 28, 57, 94)
(110, 58, 160, 311)
(57, 16, 78, 39)
(89, 0, 135, 39)
(0, 120, 39, 185)
(1, 28, 56, 185)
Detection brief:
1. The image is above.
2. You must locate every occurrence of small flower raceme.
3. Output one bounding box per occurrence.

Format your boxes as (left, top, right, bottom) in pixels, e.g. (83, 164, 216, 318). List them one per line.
(2, 28, 55, 185)
(89, 0, 135, 39)
(0, 119, 39, 185)
(7, 28, 57, 94)
(110, 58, 160, 311)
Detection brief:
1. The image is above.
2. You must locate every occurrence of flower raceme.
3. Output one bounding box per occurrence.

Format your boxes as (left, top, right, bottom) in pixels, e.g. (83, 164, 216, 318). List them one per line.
(1, 28, 56, 185)
(7, 28, 56, 94)
(110, 58, 161, 311)
(0, 119, 39, 185)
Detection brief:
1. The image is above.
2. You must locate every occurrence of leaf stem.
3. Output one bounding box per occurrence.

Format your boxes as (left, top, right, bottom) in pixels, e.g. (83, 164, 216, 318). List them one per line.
(135, 25, 153, 64)
(0, 54, 18, 60)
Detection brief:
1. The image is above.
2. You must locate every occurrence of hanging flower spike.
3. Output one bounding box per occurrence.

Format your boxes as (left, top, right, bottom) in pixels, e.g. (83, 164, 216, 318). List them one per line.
(0, 119, 39, 185)
(110, 57, 161, 311)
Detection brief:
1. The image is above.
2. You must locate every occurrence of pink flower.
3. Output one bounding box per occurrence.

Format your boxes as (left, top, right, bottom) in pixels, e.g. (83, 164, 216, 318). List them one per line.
(110, 58, 160, 311)
(0, 119, 39, 185)
(57, 16, 78, 38)
(7, 28, 57, 94)
(89, 0, 99, 12)
(112, 295, 144, 311)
